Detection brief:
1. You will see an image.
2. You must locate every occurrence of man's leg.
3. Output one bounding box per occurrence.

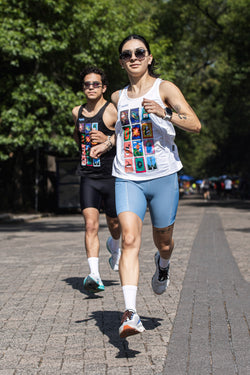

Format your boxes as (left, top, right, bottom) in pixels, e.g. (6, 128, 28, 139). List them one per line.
(102, 176, 121, 270)
(82, 207, 104, 293)
(106, 215, 120, 240)
(83, 207, 100, 258)
(106, 215, 121, 271)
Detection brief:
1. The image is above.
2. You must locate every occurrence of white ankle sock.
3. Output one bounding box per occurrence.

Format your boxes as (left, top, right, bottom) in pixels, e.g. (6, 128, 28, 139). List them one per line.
(122, 285, 137, 311)
(109, 237, 120, 252)
(88, 257, 99, 277)
(159, 257, 170, 269)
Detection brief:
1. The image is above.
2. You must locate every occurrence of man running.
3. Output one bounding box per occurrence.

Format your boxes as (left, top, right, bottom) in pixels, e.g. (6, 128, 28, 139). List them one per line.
(72, 66, 121, 293)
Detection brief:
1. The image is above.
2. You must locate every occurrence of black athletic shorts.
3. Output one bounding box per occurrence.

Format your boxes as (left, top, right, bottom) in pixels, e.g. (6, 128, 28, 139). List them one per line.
(80, 176, 117, 218)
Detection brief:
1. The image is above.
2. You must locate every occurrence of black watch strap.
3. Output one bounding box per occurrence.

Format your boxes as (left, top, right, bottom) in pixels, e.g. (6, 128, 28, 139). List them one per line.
(163, 107, 173, 121)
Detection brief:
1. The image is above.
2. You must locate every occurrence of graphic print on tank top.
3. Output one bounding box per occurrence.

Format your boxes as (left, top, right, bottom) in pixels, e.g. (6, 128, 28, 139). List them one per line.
(120, 107, 157, 173)
(78, 119, 101, 167)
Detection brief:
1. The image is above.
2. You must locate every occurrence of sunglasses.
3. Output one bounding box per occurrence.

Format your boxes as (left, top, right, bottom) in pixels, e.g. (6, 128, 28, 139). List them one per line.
(120, 48, 147, 62)
(83, 81, 102, 88)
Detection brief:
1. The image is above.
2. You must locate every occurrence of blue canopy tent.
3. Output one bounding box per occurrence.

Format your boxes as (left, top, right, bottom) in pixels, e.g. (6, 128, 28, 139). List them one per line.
(179, 174, 194, 181)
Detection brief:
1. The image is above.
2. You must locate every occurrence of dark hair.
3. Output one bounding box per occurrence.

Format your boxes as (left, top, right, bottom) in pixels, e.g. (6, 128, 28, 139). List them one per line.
(119, 34, 159, 78)
(80, 66, 108, 86)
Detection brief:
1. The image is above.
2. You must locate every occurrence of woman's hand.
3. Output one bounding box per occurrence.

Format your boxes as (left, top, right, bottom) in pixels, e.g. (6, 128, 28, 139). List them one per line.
(142, 98, 165, 118)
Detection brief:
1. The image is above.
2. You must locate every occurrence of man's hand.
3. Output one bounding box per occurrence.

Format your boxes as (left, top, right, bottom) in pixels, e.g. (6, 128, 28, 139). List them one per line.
(90, 143, 109, 159)
(90, 130, 108, 145)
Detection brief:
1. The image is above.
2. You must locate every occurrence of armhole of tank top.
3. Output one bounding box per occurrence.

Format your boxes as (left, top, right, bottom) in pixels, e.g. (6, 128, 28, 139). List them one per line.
(117, 88, 125, 107)
(104, 101, 109, 110)
(157, 78, 166, 108)
(78, 105, 84, 119)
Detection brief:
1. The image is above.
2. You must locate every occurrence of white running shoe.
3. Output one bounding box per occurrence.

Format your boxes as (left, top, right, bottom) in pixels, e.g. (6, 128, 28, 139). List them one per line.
(151, 251, 170, 295)
(106, 236, 121, 271)
(119, 309, 145, 338)
(83, 274, 105, 293)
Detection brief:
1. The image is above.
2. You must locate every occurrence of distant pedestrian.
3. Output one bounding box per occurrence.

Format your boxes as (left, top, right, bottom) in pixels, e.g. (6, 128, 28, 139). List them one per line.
(201, 178, 210, 201)
(224, 177, 232, 199)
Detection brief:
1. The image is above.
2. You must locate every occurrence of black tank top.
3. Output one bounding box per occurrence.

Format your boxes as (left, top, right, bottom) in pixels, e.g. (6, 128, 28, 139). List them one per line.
(76, 102, 116, 178)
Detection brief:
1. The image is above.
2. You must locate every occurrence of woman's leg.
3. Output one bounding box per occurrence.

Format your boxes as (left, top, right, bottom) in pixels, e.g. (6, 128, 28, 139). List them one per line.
(118, 211, 143, 287)
(115, 179, 147, 337)
(147, 173, 179, 294)
(153, 223, 175, 262)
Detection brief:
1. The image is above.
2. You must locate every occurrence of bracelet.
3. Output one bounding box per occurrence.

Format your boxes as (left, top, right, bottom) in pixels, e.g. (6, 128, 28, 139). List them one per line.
(104, 139, 112, 151)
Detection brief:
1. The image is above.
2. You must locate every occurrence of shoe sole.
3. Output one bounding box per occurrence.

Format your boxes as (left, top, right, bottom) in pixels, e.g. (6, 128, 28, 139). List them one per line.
(83, 277, 105, 293)
(119, 324, 145, 338)
(108, 256, 119, 271)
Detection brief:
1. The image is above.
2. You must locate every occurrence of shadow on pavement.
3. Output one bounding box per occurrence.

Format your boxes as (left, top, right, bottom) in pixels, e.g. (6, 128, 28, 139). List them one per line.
(0, 221, 109, 232)
(63, 277, 120, 299)
(75, 310, 163, 358)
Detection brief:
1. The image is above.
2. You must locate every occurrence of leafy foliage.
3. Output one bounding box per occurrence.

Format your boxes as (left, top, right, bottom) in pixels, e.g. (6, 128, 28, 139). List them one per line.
(0, 0, 249, 210)
(156, 0, 250, 176)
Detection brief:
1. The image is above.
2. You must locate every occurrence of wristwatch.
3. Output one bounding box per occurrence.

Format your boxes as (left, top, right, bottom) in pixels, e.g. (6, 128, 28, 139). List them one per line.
(163, 107, 173, 121)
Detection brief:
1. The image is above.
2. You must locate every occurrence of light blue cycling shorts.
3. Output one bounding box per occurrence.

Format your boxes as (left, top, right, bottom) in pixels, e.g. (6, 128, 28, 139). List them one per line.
(115, 173, 179, 228)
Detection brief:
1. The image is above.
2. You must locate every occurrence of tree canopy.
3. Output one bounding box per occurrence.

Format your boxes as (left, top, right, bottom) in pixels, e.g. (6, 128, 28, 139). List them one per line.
(0, 0, 249, 210)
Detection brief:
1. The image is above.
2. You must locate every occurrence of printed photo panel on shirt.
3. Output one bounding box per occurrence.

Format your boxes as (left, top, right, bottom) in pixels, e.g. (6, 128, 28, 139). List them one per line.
(132, 140, 143, 157)
(132, 124, 142, 140)
(81, 155, 87, 166)
(146, 156, 157, 170)
(143, 139, 155, 155)
(93, 158, 101, 167)
(142, 122, 153, 138)
(85, 144, 91, 156)
(87, 156, 93, 166)
(85, 134, 91, 144)
(85, 123, 91, 133)
(125, 158, 134, 173)
(124, 141, 133, 158)
(141, 107, 150, 120)
(120, 110, 130, 126)
(123, 126, 131, 141)
(79, 122, 85, 133)
(134, 157, 146, 173)
(130, 108, 140, 124)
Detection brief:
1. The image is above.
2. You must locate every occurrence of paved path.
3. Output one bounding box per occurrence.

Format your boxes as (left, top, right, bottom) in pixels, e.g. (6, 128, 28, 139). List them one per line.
(0, 197, 249, 374)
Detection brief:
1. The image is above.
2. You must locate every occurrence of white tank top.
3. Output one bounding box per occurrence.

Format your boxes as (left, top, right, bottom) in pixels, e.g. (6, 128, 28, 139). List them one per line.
(112, 78, 183, 181)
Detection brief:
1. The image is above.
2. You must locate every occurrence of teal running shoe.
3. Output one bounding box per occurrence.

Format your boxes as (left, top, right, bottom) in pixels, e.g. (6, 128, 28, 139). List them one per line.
(83, 274, 105, 293)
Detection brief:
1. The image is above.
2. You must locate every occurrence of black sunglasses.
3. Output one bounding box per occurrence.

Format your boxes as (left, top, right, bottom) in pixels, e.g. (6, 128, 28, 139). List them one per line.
(120, 48, 147, 62)
(83, 81, 102, 88)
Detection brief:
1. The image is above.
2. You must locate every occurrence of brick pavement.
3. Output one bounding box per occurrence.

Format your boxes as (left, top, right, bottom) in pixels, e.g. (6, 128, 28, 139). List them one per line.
(0, 197, 249, 374)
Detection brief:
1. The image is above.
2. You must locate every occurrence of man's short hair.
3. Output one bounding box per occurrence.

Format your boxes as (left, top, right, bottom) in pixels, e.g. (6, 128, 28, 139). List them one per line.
(80, 66, 108, 86)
